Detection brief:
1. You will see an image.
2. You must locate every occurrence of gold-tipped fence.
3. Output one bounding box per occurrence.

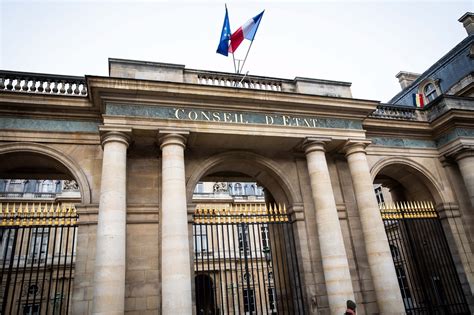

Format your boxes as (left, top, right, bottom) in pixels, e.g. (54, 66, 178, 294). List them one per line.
(379, 201, 437, 219)
(0, 202, 78, 226)
(194, 203, 289, 224)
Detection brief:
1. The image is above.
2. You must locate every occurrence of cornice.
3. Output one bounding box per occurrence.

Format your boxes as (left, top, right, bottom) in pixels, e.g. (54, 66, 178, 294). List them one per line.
(0, 92, 99, 121)
(86, 75, 379, 120)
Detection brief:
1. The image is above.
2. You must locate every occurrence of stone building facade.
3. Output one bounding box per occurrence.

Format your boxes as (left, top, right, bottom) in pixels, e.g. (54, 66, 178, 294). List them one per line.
(0, 12, 473, 315)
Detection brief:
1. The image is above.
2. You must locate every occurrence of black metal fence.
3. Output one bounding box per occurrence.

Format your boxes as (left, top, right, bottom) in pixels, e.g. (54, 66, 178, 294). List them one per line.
(193, 203, 305, 314)
(0, 203, 78, 315)
(380, 201, 469, 314)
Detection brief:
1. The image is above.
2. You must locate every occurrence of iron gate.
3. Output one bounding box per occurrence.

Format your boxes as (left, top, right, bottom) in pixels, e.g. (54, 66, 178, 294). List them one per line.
(380, 201, 469, 314)
(193, 203, 305, 314)
(0, 203, 78, 315)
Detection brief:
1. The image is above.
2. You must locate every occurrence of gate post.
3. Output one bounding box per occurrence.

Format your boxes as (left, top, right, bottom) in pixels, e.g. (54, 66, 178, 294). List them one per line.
(343, 140, 405, 313)
(303, 138, 355, 314)
(92, 128, 131, 314)
(159, 131, 193, 314)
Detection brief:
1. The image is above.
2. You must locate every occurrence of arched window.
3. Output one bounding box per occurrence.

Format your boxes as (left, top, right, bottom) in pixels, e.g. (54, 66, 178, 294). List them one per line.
(424, 83, 438, 102)
(234, 183, 242, 195)
(7, 180, 25, 193)
(41, 180, 54, 193)
(249, 185, 256, 195)
(244, 184, 254, 195)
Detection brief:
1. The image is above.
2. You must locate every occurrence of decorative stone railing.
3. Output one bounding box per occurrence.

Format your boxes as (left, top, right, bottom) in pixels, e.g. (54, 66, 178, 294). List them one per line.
(197, 74, 283, 91)
(0, 70, 87, 96)
(0, 192, 57, 199)
(370, 104, 425, 121)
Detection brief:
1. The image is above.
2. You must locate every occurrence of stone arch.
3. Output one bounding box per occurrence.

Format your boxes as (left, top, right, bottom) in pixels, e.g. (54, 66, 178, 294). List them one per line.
(186, 151, 301, 206)
(370, 156, 446, 205)
(0, 142, 91, 204)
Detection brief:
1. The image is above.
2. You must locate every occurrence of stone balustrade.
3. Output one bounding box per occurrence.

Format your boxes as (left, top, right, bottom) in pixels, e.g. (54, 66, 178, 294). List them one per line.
(370, 103, 425, 121)
(197, 73, 282, 91)
(0, 70, 87, 96)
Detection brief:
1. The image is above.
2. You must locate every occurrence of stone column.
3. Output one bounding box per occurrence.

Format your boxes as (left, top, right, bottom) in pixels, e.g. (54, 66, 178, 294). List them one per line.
(343, 140, 405, 313)
(92, 130, 131, 315)
(304, 139, 354, 314)
(159, 132, 192, 314)
(455, 150, 474, 208)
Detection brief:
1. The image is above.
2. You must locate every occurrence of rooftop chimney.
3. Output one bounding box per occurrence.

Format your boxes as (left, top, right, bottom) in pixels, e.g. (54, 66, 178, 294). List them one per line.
(395, 71, 420, 90)
(459, 12, 474, 36)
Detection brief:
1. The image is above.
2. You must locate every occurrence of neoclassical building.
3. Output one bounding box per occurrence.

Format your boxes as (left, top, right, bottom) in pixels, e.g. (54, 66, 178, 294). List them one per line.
(0, 12, 473, 315)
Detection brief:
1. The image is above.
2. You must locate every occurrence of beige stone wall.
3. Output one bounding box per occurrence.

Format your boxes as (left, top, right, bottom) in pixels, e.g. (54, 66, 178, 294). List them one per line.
(72, 223, 97, 314)
(125, 223, 160, 314)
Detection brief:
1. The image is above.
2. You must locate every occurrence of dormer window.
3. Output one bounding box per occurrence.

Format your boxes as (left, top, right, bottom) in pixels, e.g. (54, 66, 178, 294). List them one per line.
(423, 83, 438, 102)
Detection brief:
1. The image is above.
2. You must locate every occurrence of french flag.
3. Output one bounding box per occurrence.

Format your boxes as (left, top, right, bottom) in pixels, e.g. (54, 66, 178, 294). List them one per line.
(229, 10, 264, 54)
(412, 93, 424, 108)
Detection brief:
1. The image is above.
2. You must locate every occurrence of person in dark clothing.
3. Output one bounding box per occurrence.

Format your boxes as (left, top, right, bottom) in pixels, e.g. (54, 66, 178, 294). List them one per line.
(344, 299, 356, 315)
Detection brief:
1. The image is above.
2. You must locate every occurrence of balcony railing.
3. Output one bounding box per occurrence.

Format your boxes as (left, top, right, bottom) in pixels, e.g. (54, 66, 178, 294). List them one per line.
(197, 73, 283, 91)
(0, 70, 87, 96)
(0, 192, 57, 199)
(370, 104, 426, 121)
(192, 192, 265, 201)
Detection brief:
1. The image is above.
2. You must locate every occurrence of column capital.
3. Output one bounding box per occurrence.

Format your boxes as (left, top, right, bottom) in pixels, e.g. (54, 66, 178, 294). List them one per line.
(440, 138, 474, 159)
(158, 130, 189, 150)
(99, 126, 132, 148)
(342, 139, 371, 157)
(302, 137, 331, 154)
(455, 148, 474, 162)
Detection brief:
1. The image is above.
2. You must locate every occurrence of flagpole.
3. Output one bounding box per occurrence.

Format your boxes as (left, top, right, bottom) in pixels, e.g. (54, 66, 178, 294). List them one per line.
(238, 40, 254, 74)
(232, 53, 238, 74)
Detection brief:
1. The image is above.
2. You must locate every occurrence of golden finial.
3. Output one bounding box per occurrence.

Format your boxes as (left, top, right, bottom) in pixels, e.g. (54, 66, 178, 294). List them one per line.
(269, 204, 275, 222)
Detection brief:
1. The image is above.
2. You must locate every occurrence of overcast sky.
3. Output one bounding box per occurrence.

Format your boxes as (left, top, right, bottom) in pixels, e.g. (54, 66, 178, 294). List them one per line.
(0, 0, 471, 102)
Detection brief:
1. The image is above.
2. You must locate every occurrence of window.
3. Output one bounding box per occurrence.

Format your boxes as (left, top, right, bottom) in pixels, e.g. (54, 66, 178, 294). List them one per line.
(374, 186, 384, 204)
(423, 83, 438, 102)
(268, 287, 277, 313)
(238, 225, 250, 256)
(41, 180, 54, 193)
(0, 230, 15, 260)
(395, 266, 413, 308)
(193, 225, 208, 253)
(7, 179, 25, 193)
(243, 288, 255, 313)
(22, 304, 40, 315)
(29, 228, 49, 259)
(194, 182, 204, 194)
(432, 276, 447, 304)
(261, 225, 270, 250)
(234, 183, 242, 195)
(244, 184, 255, 195)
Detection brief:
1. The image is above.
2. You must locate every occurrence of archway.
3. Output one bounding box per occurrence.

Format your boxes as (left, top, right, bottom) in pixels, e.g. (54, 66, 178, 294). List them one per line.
(0, 142, 91, 204)
(0, 143, 84, 315)
(188, 151, 304, 314)
(372, 159, 469, 314)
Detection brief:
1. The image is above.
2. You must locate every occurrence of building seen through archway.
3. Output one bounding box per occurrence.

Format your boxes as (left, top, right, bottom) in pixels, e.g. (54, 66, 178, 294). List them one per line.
(0, 152, 82, 315)
(0, 12, 473, 315)
(373, 163, 470, 314)
(192, 180, 303, 314)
